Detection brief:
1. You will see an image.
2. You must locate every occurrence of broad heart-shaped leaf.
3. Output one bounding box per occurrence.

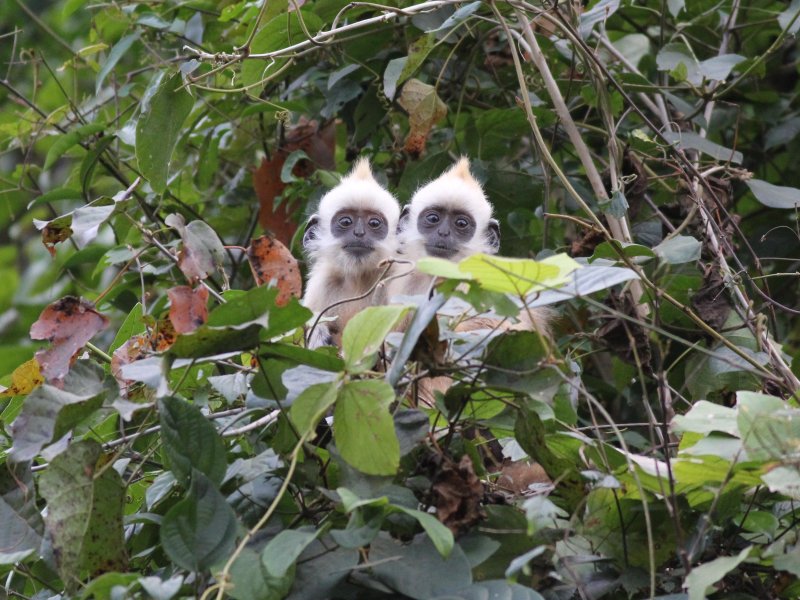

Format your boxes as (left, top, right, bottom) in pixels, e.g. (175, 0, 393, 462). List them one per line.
(262, 529, 318, 578)
(159, 396, 226, 487)
(685, 545, 752, 600)
(160, 471, 237, 572)
(432, 580, 545, 600)
(369, 533, 472, 599)
(334, 380, 400, 476)
(341, 305, 409, 373)
(290, 381, 339, 438)
(230, 546, 293, 600)
(671, 400, 739, 437)
(653, 234, 701, 264)
(746, 178, 800, 209)
(0, 463, 43, 564)
(286, 540, 358, 600)
(38, 440, 127, 588)
(9, 361, 108, 462)
(240, 11, 324, 92)
(135, 72, 194, 193)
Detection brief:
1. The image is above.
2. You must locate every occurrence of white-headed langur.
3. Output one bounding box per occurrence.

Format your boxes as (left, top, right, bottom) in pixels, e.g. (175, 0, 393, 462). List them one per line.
(302, 158, 400, 348)
(391, 158, 551, 405)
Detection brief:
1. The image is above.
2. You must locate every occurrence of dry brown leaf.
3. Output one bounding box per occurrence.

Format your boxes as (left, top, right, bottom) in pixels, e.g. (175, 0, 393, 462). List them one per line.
(41, 221, 73, 257)
(30, 296, 110, 383)
(165, 213, 226, 283)
(246, 235, 302, 306)
(0, 358, 44, 397)
(398, 79, 447, 158)
(431, 454, 486, 535)
(110, 333, 149, 393)
(167, 285, 209, 334)
(253, 155, 292, 243)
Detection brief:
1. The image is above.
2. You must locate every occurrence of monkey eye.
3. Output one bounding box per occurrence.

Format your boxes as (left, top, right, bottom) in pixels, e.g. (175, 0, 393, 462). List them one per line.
(455, 216, 470, 229)
(338, 216, 353, 227)
(424, 212, 440, 225)
(367, 217, 383, 229)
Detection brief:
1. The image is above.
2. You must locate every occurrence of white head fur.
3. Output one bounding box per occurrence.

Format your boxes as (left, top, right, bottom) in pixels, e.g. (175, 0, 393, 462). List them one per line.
(398, 157, 498, 262)
(304, 157, 400, 274)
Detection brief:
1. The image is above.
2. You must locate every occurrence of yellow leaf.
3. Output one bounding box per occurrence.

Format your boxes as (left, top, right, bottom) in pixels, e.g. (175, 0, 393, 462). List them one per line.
(459, 253, 581, 295)
(0, 358, 45, 398)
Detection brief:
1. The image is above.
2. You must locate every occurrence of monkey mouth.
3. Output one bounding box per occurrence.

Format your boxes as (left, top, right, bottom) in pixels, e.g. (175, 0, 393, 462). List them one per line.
(425, 243, 457, 259)
(344, 243, 374, 257)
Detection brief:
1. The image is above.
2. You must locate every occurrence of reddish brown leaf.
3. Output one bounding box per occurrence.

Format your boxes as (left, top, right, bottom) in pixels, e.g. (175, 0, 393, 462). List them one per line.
(246, 235, 302, 306)
(431, 454, 486, 535)
(111, 333, 149, 393)
(165, 214, 226, 283)
(398, 79, 447, 158)
(253, 118, 336, 244)
(253, 155, 291, 243)
(30, 296, 109, 383)
(167, 285, 209, 334)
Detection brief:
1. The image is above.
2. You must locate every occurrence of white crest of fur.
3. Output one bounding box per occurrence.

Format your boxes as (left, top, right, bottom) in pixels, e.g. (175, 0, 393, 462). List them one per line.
(399, 157, 495, 262)
(316, 158, 400, 236)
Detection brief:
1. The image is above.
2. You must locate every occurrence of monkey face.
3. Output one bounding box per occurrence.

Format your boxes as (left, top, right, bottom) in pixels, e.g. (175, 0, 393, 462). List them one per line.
(417, 206, 477, 259)
(331, 208, 389, 259)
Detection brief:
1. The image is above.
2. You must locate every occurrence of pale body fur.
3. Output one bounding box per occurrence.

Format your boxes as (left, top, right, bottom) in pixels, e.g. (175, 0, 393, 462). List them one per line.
(303, 159, 400, 347)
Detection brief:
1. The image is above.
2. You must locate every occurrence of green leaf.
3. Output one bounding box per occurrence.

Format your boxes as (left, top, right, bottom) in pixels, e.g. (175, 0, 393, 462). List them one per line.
(240, 11, 324, 93)
(80, 573, 140, 600)
(391, 506, 454, 558)
(662, 131, 743, 164)
(230, 547, 293, 600)
(158, 396, 227, 487)
(590, 240, 655, 263)
(286, 542, 358, 600)
(0, 464, 43, 564)
(465, 253, 580, 294)
(165, 213, 226, 281)
(96, 33, 140, 93)
(746, 179, 800, 209)
(290, 382, 339, 438)
(160, 471, 238, 572)
(671, 400, 739, 437)
(653, 235, 701, 264)
(135, 72, 194, 193)
(341, 305, 409, 373)
(426, 1, 481, 32)
(685, 545, 752, 600)
(43, 123, 105, 171)
(9, 361, 108, 462)
(261, 529, 318, 578)
(483, 331, 559, 395)
(38, 441, 126, 587)
(432, 580, 545, 600)
(334, 380, 400, 475)
(109, 303, 145, 355)
(369, 533, 472, 598)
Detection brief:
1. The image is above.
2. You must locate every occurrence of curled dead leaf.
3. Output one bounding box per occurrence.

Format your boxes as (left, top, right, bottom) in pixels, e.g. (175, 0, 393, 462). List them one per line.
(431, 454, 486, 535)
(41, 220, 73, 257)
(165, 213, 226, 283)
(246, 235, 302, 306)
(167, 285, 209, 334)
(30, 296, 109, 383)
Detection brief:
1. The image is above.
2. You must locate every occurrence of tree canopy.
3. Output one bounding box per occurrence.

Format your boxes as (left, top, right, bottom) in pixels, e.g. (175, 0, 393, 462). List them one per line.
(2, 0, 800, 598)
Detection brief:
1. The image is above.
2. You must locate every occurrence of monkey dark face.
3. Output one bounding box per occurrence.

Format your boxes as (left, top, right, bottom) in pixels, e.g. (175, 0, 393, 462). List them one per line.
(331, 208, 388, 258)
(417, 206, 477, 259)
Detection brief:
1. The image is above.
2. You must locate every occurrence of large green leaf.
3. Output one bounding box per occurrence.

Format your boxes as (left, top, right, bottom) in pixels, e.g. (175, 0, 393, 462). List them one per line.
(160, 471, 237, 572)
(289, 382, 339, 438)
(341, 305, 409, 373)
(230, 547, 293, 600)
(158, 396, 227, 487)
(685, 545, 752, 600)
(334, 380, 400, 476)
(261, 529, 318, 578)
(135, 72, 194, 193)
(43, 123, 105, 171)
(38, 441, 127, 588)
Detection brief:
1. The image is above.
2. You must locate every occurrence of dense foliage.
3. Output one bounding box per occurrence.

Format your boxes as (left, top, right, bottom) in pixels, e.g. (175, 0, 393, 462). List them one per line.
(2, 0, 800, 598)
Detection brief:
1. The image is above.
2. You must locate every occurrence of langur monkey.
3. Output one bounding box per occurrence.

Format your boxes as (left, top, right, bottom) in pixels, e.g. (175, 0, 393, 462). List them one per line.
(392, 158, 551, 405)
(302, 158, 400, 347)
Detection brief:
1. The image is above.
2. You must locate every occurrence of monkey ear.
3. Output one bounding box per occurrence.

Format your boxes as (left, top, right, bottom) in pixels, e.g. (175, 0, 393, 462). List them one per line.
(486, 218, 501, 253)
(397, 205, 411, 233)
(303, 214, 320, 249)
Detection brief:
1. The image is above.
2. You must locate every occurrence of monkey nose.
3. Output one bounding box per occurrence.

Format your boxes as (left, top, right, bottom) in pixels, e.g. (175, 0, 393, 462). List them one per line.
(438, 228, 450, 237)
